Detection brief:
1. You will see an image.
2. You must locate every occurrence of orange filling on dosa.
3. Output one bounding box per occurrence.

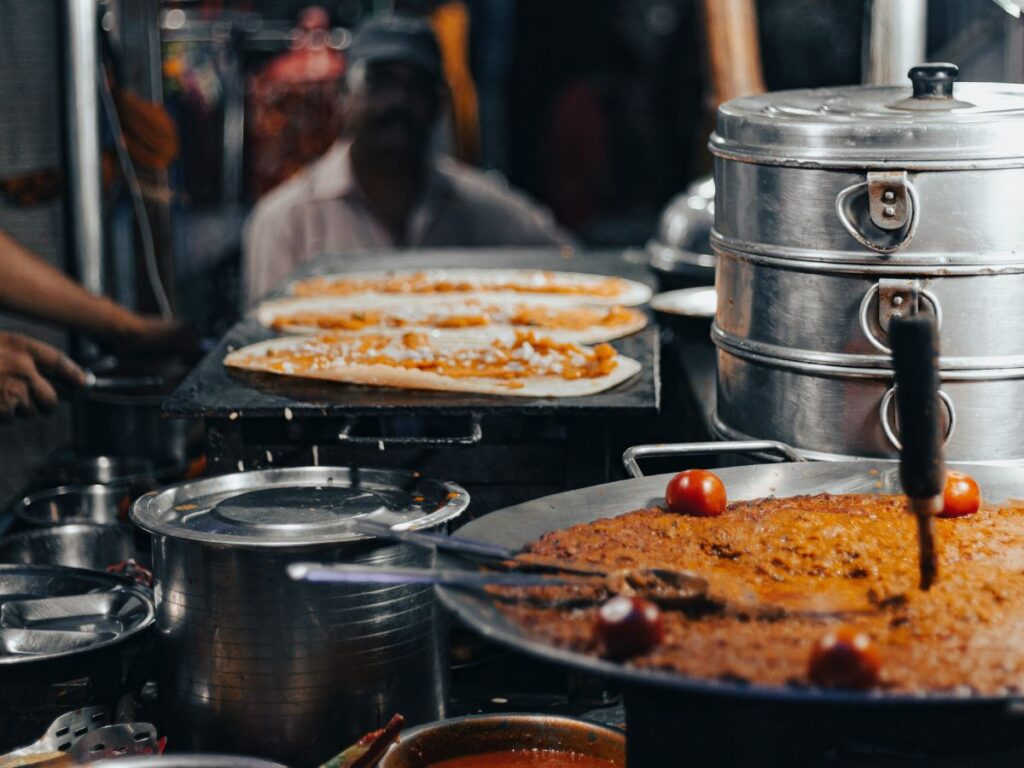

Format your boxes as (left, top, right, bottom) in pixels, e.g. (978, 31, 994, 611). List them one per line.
(242, 331, 619, 390)
(292, 271, 627, 299)
(269, 304, 638, 333)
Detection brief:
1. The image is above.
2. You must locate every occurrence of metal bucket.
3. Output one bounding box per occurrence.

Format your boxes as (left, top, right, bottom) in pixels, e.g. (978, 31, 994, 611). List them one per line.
(131, 467, 468, 768)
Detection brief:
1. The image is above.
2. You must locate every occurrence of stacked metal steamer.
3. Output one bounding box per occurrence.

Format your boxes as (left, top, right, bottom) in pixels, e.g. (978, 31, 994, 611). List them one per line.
(710, 63, 1024, 462)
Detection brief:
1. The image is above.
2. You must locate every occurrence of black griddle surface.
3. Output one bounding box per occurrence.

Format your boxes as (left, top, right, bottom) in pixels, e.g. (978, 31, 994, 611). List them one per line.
(165, 249, 659, 418)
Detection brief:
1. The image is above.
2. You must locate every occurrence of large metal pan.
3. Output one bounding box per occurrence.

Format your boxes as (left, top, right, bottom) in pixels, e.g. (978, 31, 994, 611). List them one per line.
(436, 442, 1024, 766)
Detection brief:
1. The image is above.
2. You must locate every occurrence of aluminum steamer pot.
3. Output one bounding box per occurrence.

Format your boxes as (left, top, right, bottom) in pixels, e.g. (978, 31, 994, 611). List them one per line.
(436, 443, 1024, 767)
(130, 467, 468, 768)
(710, 63, 1024, 462)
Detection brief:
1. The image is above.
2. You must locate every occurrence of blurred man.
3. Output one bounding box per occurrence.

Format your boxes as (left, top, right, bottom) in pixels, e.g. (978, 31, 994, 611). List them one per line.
(243, 13, 571, 303)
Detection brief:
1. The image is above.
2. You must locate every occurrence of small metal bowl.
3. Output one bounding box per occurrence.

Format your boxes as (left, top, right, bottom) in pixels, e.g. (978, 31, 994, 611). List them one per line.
(48, 455, 155, 485)
(15, 484, 131, 527)
(0, 524, 139, 571)
(42, 454, 184, 486)
(379, 714, 625, 767)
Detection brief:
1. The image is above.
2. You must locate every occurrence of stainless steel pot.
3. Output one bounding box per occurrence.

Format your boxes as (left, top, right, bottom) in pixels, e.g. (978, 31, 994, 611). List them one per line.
(0, 524, 138, 572)
(710, 63, 1024, 461)
(647, 176, 717, 290)
(15, 485, 131, 527)
(379, 714, 625, 767)
(0, 565, 154, 752)
(131, 466, 468, 768)
(41, 455, 182, 487)
(75, 389, 192, 466)
(73, 357, 199, 466)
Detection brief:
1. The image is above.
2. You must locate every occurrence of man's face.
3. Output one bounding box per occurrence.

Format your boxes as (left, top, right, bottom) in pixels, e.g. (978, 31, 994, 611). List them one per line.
(345, 60, 441, 165)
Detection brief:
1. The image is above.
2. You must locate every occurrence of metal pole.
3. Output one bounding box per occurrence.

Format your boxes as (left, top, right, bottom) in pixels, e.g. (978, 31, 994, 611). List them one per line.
(62, 0, 105, 297)
(865, 0, 928, 85)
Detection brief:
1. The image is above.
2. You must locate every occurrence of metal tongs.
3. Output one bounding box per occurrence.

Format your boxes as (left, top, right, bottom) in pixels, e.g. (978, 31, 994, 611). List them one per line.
(890, 311, 945, 590)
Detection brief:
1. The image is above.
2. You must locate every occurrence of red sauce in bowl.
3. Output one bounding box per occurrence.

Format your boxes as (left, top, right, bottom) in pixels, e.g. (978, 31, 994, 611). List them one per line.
(429, 750, 620, 768)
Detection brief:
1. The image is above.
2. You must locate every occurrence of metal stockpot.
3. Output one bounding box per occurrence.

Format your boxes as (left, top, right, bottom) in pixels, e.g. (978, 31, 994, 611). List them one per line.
(710, 63, 1024, 460)
(131, 467, 468, 768)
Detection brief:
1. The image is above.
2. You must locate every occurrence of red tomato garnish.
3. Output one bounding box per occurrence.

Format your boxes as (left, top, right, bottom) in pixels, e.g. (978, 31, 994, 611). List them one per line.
(594, 596, 664, 660)
(808, 627, 882, 690)
(941, 470, 981, 518)
(665, 469, 727, 517)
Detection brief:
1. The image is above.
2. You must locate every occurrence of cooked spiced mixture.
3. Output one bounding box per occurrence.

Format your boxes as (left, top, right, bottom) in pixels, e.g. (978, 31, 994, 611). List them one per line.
(497, 493, 1024, 694)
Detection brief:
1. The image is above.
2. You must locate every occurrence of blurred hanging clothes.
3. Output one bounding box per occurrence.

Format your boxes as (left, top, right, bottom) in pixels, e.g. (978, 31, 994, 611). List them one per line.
(430, 1, 480, 164)
(245, 6, 346, 199)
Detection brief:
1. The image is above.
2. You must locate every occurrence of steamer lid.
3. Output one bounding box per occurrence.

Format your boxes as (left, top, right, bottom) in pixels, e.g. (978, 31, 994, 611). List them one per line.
(712, 63, 1024, 169)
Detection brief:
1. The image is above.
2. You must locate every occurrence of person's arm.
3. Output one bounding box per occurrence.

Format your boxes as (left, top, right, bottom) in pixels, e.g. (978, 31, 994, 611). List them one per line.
(0, 230, 193, 354)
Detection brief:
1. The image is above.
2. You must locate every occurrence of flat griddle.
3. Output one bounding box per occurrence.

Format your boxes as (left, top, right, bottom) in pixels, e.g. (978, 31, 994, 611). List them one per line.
(439, 460, 1024, 763)
(166, 248, 658, 419)
(437, 459, 1024, 706)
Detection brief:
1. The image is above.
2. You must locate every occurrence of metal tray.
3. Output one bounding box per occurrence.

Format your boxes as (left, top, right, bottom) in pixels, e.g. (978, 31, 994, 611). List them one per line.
(0, 565, 154, 665)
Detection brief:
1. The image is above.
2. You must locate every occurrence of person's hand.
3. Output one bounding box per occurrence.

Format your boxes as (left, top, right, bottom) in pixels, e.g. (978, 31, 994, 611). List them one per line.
(0, 332, 87, 421)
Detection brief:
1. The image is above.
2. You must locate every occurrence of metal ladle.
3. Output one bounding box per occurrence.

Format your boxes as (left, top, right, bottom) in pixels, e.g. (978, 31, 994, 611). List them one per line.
(287, 561, 709, 610)
(343, 516, 605, 575)
(327, 519, 877, 618)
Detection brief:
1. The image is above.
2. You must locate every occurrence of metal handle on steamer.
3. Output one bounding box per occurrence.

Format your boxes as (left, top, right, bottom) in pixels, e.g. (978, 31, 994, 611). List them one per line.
(858, 281, 943, 355)
(879, 385, 957, 451)
(835, 171, 920, 255)
(336, 414, 483, 447)
(622, 441, 806, 479)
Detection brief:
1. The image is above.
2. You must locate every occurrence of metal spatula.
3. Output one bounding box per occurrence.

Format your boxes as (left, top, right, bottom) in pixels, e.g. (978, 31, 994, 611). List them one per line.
(890, 312, 945, 590)
(0, 706, 110, 764)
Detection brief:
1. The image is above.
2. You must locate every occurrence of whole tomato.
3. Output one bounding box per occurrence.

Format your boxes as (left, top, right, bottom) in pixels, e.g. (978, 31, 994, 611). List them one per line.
(941, 470, 981, 518)
(808, 627, 882, 690)
(594, 595, 664, 660)
(665, 469, 727, 517)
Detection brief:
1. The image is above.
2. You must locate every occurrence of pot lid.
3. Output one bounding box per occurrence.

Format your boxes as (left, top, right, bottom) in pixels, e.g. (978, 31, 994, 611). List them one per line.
(0, 564, 154, 665)
(711, 63, 1024, 168)
(130, 467, 469, 548)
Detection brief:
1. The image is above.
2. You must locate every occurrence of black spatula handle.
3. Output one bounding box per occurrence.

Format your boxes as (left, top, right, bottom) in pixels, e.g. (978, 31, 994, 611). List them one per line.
(890, 313, 944, 499)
